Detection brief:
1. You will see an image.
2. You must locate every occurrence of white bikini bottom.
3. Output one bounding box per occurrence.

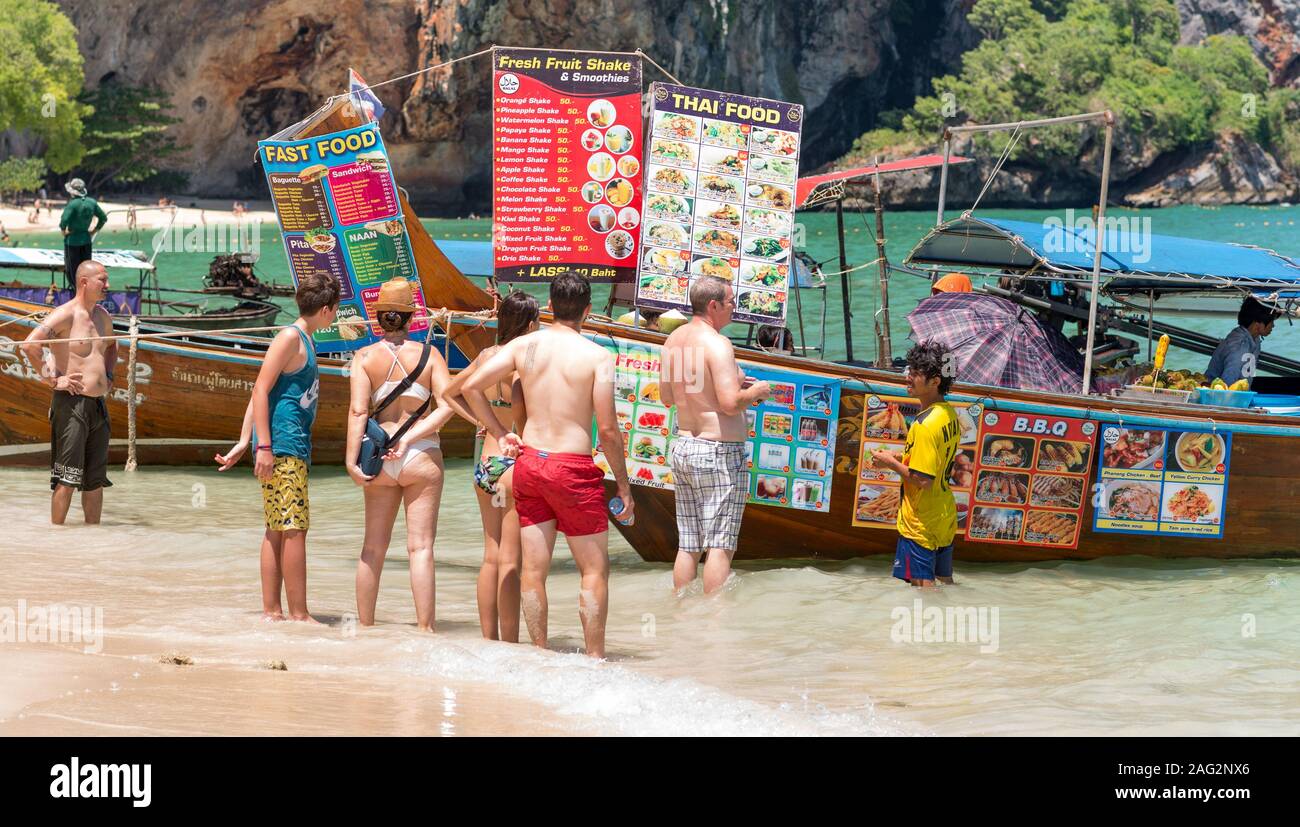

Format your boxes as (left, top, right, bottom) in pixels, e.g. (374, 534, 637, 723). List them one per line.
(383, 438, 441, 481)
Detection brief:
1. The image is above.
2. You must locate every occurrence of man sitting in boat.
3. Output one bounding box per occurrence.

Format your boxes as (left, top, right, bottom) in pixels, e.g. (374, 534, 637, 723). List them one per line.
(1205, 297, 1280, 389)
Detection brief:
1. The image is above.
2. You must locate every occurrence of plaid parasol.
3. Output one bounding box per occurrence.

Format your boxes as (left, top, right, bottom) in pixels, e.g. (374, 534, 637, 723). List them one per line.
(906, 292, 1085, 393)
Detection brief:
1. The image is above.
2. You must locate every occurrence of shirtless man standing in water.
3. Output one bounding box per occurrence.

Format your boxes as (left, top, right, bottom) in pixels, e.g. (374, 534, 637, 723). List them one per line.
(21, 260, 118, 524)
(462, 271, 633, 659)
(660, 276, 770, 593)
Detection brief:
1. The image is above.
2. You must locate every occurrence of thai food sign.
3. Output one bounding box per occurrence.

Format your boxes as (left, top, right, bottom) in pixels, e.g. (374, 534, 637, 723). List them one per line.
(259, 122, 426, 352)
(492, 47, 643, 284)
(590, 338, 840, 512)
(964, 412, 1097, 549)
(1093, 425, 1231, 538)
(635, 82, 803, 326)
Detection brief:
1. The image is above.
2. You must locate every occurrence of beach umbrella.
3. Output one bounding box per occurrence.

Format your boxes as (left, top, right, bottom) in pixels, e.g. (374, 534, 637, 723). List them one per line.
(905, 292, 1085, 393)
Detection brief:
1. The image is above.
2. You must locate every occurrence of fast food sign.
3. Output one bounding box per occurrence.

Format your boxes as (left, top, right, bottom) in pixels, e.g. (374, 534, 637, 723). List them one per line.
(259, 123, 426, 352)
(965, 412, 1097, 549)
(1092, 425, 1231, 538)
(634, 82, 803, 325)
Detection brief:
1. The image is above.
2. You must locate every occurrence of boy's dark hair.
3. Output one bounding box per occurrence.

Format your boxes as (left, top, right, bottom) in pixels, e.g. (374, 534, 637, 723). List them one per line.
(295, 272, 341, 316)
(549, 271, 591, 322)
(757, 324, 793, 351)
(1237, 296, 1280, 328)
(906, 340, 955, 394)
(378, 311, 412, 332)
(498, 290, 540, 344)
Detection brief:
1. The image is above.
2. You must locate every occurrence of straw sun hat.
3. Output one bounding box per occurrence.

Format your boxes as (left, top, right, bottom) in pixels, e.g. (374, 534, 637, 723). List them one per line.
(372, 277, 418, 312)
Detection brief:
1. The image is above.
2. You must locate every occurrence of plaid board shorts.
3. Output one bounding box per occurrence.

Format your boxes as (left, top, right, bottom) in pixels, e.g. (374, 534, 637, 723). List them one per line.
(261, 456, 310, 532)
(669, 435, 749, 554)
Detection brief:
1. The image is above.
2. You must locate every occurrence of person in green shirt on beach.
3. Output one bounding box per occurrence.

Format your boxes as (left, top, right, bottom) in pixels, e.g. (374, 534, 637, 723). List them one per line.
(59, 178, 107, 291)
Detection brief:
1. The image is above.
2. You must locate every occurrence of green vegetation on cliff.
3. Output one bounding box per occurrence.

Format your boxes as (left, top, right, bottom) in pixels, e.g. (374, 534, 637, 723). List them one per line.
(844, 0, 1300, 175)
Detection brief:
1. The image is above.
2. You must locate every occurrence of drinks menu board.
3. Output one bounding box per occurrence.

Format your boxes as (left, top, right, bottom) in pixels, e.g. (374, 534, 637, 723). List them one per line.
(492, 48, 643, 283)
(852, 396, 982, 532)
(1092, 426, 1231, 537)
(259, 123, 427, 352)
(964, 412, 1097, 549)
(635, 82, 803, 326)
(589, 338, 841, 512)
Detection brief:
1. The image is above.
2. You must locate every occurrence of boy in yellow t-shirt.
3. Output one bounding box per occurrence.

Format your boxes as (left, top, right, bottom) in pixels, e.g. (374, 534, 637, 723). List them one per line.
(871, 342, 961, 587)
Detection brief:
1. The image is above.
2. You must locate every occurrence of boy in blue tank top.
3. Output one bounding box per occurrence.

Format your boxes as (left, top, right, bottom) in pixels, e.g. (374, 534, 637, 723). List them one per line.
(216, 272, 339, 621)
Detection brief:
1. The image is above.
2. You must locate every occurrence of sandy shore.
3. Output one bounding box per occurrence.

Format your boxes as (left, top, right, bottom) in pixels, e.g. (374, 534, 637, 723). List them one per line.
(0, 197, 279, 238)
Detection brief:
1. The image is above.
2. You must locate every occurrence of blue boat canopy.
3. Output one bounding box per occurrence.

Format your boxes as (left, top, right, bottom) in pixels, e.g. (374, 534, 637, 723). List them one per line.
(904, 216, 1300, 301)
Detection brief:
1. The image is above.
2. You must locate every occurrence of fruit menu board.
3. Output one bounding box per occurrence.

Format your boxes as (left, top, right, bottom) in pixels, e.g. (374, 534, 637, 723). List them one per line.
(635, 82, 803, 325)
(964, 412, 1098, 549)
(492, 48, 643, 283)
(1092, 425, 1231, 538)
(259, 123, 427, 353)
(589, 338, 841, 512)
(740, 364, 840, 512)
(592, 341, 677, 490)
(852, 396, 982, 532)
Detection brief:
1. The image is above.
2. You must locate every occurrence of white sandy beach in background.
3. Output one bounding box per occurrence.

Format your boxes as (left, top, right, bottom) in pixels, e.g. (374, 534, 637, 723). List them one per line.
(0, 198, 279, 239)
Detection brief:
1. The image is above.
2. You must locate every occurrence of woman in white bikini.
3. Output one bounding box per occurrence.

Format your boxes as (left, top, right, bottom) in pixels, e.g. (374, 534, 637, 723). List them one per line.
(446, 290, 539, 642)
(345, 278, 457, 632)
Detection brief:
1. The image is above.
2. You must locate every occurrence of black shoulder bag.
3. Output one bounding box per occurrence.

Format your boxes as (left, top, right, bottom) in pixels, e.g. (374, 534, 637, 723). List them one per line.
(356, 341, 433, 476)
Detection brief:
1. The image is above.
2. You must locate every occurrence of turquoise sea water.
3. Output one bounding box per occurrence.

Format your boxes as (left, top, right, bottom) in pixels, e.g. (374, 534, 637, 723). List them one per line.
(10, 203, 1300, 368)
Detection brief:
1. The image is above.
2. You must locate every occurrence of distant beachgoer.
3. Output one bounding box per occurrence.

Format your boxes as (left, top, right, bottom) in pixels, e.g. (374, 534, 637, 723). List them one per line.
(59, 179, 106, 291)
(344, 278, 458, 632)
(931, 272, 972, 296)
(1205, 296, 1279, 389)
(660, 276, 771, 593)
(446, 290, 540, 641)
(215, 272, 339, 621)
(28, 199, 41, 223)
(232, 201, 246, 217)
(461, 271, 634, 659)
(756, 324, 795, 356)
(20, 260, 118, 525)
(871, 341, 961, 588)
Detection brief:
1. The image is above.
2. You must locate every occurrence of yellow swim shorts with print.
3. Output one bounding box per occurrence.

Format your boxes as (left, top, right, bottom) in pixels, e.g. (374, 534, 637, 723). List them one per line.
(261, 456, 310, 531)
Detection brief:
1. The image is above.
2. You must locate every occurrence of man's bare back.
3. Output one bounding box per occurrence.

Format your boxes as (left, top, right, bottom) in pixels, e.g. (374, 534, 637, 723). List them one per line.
(662, 319, 751, 442)
(508, 325, 611, 454)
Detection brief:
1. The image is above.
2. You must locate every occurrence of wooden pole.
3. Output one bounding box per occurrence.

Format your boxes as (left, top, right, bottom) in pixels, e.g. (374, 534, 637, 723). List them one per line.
(836, 199, 853, 362)
(873, 159, 893, 368)
(1081, 112, 1115, 395)
(125, 315, 139, 472)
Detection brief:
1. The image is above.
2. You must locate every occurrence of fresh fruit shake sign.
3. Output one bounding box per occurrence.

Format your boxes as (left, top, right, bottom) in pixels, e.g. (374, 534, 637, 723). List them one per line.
(492, 48, 643, 284)
(590, 338, 841, 512)
(1093, 425, 1231, 538)
(965, 412, 1098, 549)
(636, 82, 803, 325)
(852, 396, 982, 533)
(259, 123, 427, 352)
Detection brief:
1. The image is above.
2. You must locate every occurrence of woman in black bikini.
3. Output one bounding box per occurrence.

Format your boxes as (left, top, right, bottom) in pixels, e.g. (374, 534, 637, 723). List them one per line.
(446, 291, 539, 641)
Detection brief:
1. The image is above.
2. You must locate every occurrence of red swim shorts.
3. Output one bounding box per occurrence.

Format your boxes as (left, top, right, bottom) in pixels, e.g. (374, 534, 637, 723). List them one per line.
(513, 447, 608, 537)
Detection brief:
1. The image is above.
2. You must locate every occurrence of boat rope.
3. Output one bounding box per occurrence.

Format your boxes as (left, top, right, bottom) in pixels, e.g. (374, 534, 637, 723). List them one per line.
(0, 307, 495, 348)
(964, 124, 1024, 217)
(635, 49, 684, 85)
(125, 315, 139, 472)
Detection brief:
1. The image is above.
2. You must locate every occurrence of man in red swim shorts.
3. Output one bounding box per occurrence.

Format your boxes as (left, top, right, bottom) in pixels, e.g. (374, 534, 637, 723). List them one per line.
(463, 272, 633, 659)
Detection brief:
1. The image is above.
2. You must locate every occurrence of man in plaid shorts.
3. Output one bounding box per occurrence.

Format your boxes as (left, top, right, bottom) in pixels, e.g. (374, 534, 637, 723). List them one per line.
(660, 276, 771, 593)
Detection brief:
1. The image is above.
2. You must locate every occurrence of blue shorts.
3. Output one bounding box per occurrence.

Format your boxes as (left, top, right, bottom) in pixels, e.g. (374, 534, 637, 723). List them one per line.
(892, 536, 953, 582)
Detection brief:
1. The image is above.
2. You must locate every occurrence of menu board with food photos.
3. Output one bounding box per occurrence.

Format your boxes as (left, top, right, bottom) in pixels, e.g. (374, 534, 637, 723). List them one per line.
(852, 396, 982, 532)
(635, 82, 803, 325)
(964, 411, 1098, 549)
(492, 48, 643, 283)
(259, 122, 426, 353)
(590, 339, 840, 512)
(1092, 425, 1231, 538)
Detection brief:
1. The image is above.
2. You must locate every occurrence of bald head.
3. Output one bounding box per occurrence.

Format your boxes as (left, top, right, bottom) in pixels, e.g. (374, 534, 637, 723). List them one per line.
(75, 260, 109, 299)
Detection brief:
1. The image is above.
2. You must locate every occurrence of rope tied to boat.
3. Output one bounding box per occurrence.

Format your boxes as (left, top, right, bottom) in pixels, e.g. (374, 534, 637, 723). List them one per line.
(125, 315, 139, 472)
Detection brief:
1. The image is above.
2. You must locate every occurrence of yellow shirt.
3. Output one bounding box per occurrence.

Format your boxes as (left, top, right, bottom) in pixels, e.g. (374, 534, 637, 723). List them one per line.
(896, 402, 961, 550)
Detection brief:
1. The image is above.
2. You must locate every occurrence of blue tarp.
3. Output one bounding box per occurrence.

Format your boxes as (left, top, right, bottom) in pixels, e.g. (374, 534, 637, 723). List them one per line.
(905, 216, 1300, 296)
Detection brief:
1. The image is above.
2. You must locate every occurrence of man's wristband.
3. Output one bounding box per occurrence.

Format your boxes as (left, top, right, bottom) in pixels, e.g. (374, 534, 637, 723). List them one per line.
(256, 445, 273, 453)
